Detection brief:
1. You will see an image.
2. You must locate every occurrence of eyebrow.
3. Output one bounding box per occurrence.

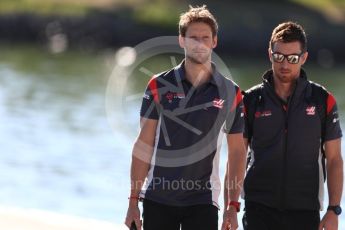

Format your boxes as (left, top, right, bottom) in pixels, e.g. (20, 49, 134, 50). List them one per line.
(272, 51, 303, 55)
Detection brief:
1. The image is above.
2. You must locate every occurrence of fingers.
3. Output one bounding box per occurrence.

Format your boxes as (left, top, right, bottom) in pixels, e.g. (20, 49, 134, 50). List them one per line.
(221, 212, 230, 230)
(125, 205, 141, 229)
(230, 218, 238, 229)
(125, 216, 142, 230)
(231, 223, 239, 230)
(222, 222, 230, 230)
(135, 218, 142, 230)
(124, 217, 132, 228)
(228, 213, 238, 230)
(221, 221, 230, 230)
(221, 222, 238, 230)
(222, 210, 239, 230)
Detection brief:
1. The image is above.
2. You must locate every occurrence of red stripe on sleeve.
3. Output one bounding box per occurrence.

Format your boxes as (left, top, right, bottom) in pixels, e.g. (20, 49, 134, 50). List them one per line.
(148, 76, 159, 103)
(230, 88, 243, 112)
(327, 93, 336, 115)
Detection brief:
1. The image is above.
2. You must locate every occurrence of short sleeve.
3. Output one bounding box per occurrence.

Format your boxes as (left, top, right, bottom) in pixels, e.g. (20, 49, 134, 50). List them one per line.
(324, 93, 342, 141)
(223, 87, 244, 134)
(140, 78, 159, 120)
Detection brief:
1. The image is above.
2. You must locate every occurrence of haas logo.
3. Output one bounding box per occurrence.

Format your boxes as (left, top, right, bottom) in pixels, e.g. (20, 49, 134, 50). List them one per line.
(213, 98, 225, 109)
(306, 106, 316, 115)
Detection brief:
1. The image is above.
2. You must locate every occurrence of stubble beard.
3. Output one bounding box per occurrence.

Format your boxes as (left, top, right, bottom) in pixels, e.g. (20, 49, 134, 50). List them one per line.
(186, 52, 211, 65)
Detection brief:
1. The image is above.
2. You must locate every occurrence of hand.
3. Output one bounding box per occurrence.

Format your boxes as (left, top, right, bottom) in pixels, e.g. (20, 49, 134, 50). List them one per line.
(319, 211, 338, 230)
(125, 203, 142, 230)
(221, 206, 239, 230)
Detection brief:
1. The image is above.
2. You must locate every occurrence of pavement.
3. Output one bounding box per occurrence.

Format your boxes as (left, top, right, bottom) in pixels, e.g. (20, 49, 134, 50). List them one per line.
(0, 206, 127, 230)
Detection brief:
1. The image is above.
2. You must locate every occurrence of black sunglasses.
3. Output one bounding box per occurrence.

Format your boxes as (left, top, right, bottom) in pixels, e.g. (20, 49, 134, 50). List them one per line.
(271, 51, 304, 64)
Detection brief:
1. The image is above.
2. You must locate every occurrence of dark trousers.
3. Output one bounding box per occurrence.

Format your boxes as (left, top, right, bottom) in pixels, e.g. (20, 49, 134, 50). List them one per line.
(243, 201, 320, 230)
(143, 199, 218, 230)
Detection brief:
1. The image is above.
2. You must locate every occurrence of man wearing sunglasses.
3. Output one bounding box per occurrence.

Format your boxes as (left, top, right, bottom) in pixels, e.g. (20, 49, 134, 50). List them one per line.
(241, 22, 343, 230)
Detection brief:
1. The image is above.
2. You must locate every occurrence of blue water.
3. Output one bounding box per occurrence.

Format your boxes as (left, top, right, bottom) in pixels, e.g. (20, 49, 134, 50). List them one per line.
(0, 62, 130, 222)
(0, 49, 344, 229)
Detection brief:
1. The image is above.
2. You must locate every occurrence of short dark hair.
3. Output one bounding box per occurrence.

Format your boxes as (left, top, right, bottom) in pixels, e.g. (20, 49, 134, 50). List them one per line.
(270, 21, 307, 52)
(179, 5, 218, 37)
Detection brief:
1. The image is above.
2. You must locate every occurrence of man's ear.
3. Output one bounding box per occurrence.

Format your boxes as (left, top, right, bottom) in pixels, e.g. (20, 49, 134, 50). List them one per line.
(301, 51, 308, 65)
(268, 48, 273, 62)
(212, 35, 218, 49)
(179, 35, 185, 49)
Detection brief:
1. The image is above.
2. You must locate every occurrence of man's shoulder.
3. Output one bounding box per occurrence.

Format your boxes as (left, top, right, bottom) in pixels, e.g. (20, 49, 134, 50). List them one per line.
(241, 84, 265, 108)
(215, 73, 241, 92)
(146, 67, 179, 88)
(308, 80, 329, 94)
(243, 83, 264, 98)
(306, 80, 332, 103)
(151, 68, 176, 81)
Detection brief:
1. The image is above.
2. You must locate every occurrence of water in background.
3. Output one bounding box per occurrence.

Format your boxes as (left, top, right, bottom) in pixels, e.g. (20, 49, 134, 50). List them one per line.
(0, 44, 344, 228)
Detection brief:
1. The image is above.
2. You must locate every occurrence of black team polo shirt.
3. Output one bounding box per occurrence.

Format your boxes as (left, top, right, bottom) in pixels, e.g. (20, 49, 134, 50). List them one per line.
(139, 60, 244, 208)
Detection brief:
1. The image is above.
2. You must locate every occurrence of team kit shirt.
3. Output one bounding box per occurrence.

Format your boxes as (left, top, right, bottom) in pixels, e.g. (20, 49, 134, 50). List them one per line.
(139, 60, 244, 208)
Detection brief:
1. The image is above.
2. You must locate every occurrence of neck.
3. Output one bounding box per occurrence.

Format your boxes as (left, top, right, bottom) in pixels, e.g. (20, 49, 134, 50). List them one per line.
(273, 79, 296, 101)
(184, 59, 212, 87)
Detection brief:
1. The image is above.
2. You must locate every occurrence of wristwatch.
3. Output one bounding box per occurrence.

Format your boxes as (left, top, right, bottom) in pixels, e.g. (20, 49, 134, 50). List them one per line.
(327, 205, 342, 215)
(228, 201, 241, 212)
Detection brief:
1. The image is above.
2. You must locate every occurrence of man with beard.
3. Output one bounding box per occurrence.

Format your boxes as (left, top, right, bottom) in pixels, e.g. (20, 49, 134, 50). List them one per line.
(240, 21, 343, 230)
(125, 5, 246, 230)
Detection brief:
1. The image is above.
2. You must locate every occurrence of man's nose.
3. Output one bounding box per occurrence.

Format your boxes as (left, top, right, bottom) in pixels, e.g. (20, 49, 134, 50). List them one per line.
(191, 38, 202, 46)
(282, 58, 290, 67)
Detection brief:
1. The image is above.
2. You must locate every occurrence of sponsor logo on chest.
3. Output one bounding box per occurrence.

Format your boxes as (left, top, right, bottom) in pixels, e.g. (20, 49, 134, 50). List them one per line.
(213, 98, 225, 109)
(165, 91, 185, 103)
(306, 106, 316, 116)
(255, 110, 272, 118)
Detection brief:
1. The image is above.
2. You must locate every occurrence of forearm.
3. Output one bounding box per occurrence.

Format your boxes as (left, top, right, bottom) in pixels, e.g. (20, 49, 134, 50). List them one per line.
(130, 140, 153, 197)
(129, 159, 150, 208)
(224, 168, 229, 209)
(129, 137, 154, 208)
(224, 134, 247, 210)
(130, 159, 150, 197)
(125, 118, 157, 228)
(130, 118, 157, 198)
(327, 156, 344, 206)
(227, 149, 246, 202)
(126, 143, 152, 229)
